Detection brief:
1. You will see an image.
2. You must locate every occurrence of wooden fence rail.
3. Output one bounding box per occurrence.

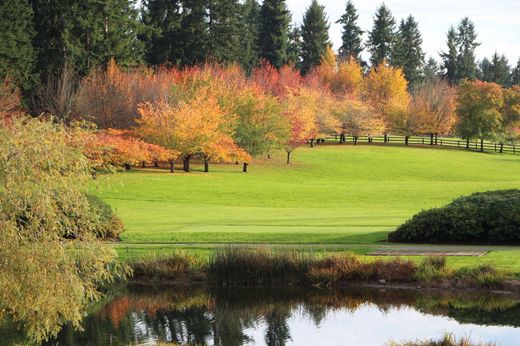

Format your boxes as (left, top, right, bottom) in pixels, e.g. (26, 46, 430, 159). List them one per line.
(319, 135, 518, 155)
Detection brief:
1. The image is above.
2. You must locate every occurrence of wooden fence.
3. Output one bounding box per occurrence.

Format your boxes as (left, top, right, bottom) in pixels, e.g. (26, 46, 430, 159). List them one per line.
(319, 135, 519, 154)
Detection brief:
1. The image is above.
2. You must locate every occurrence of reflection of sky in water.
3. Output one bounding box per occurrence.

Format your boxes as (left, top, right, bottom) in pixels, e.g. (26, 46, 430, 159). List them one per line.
(241, 303, 520, 346)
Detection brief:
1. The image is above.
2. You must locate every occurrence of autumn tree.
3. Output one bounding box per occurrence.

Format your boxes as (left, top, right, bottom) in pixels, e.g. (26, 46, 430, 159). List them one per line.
(0, 116, 126, 343)
(500, 86, 520, 143)
(363, 61, 410, 139)
(232, 86, 287, 171)
(138, 87, 243, 172)
(412, 78, 456, 144)
(333, 98, 384, 144)
(456, 80, 503, 151)
(281, 87, 318, 164)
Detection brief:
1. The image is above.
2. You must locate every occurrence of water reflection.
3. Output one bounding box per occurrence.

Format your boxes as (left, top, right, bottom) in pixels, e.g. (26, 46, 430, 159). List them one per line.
(3, 286, 520, 345)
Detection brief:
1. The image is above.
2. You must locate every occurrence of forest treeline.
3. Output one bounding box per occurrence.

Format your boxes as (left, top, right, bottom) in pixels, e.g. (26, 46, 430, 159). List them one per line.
(2, 0, 520, 101)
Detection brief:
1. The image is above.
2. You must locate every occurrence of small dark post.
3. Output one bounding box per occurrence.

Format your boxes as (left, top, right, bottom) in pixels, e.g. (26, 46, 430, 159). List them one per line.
(384, 134, 388, 143)
(310, 138, 314, 148)
(480, 138, 484, 152)
(169, 160, 175, 173)
(286, 151, 291, 164)
(500, 144, 504, 153)
(243, 162, 248, 173)
(405, 136, 409, 145)
(204, 159, 209, 172)
(466, 138, 470, 149)
(354, 136, 358, 145)
(430, 133, 434, 145)
(435, 134, 438, 145)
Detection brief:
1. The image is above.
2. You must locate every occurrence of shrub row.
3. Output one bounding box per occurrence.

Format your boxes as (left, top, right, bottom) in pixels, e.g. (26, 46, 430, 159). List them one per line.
(388, 190, 520, 244)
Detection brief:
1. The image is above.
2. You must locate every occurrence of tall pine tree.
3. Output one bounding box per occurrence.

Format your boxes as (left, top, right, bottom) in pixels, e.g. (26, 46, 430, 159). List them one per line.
(141, 0, 183, 66)
(456, 17, 479, 81)
(479, 53, 511, 87)
(208, 0, 242, 63)
(239, 0, 261, 73)
(257, 0, 291, 68)
(178, 0, 209, 65)
(512, 59, 520, 86)
(0, 0, 36, 90)
(336, 0, 363, 63)
(441, 26, 458, 85)
(392, 15, 424, 88)
(287, 25, 303, 68)
(367, 4, 396, 66)
(422, 57, 440, 81)
(300, 0, 330, 75)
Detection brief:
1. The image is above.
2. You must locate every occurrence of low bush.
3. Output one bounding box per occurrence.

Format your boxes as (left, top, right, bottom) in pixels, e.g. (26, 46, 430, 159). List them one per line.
(388, 190, 520, 243)
(130, 252, 205, 283)
(86, 194, 124, 239)
(454, 265, 507, 289)
(389, 333, 496, 346)
(415, 256, 452, 282)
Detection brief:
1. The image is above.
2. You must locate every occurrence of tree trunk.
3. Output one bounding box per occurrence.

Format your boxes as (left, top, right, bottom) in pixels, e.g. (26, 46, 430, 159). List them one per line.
(243, 162, 248, 173)
(500, 144, 504, 153)
(480, 138, 484, 152)
(124, 163, 131, 170)
(405, 136, 409, 145)
(204, 159, 209, 172)
(354, 136, 358, 145)
(466, 138, 470, 149)
(384, 134, 388, 143)
(154, 160, 159, 167)
(267, 153, 271, 159)
(169, 160, 175, 173)
(286, 151, 291, 164)
(430, 133, 434, 145)
(141, 161, 146, 168)
(310, 138, 314, 148)
(183, 156, 191, 172)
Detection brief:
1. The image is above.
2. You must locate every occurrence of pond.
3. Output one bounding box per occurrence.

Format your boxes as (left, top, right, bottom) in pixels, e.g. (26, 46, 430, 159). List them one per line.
(3, 286, 520, 345)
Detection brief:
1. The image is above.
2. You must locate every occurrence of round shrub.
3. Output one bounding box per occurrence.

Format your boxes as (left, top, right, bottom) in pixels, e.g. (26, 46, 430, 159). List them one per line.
(388, 190, 520, 244)
(86, 194, 124, 239)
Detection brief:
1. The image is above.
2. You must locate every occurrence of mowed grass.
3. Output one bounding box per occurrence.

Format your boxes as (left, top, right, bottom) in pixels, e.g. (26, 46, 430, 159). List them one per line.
(92, 144, 520, 245)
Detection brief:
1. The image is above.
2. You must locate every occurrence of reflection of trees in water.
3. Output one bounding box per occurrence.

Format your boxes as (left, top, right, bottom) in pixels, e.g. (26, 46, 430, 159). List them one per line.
(33, 286, 520, 346)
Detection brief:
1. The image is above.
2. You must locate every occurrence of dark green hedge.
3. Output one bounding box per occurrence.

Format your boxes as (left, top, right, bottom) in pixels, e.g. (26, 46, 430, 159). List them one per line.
(388, 190, 520, 243)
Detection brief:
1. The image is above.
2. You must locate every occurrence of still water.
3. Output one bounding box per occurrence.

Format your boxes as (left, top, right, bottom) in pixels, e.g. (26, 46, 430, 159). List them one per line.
(5, 286, 520, 345)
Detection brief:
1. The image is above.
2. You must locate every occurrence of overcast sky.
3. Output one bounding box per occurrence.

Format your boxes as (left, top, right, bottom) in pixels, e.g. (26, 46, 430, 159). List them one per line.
(287, 0, 520, 65)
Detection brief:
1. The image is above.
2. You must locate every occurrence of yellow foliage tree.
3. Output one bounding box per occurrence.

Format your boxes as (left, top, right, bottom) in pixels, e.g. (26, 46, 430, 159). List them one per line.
(363, 61, 410, 137)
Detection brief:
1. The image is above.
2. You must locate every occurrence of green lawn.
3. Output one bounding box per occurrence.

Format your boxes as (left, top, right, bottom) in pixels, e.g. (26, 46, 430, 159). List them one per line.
(91, 144, 520, 271)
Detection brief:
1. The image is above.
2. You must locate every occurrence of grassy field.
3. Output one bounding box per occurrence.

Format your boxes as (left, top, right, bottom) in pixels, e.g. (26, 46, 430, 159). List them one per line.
(91, 144, 520, 271)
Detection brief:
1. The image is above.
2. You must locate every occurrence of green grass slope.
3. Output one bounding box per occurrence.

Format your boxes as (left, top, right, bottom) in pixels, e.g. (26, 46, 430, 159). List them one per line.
(91, 145, 520, 245)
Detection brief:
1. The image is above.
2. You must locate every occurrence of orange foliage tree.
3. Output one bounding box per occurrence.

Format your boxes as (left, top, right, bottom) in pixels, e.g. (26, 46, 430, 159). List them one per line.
(412, 78, 456, 144)
(363, 61, 410, 139)
(138, 87, 247, 172)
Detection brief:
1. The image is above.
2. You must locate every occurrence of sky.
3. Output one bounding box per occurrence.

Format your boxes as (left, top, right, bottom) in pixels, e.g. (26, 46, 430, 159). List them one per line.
(287, 0, 520, 65)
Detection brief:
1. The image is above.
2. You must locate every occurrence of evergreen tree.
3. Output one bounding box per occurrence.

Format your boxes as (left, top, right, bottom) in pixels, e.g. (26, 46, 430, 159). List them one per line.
(178, 0, 209, 65)
(422, 57, 440, 81)
(257, 0, 291, 68)
(456, 17, 479, 81)
(30, 0, 143, 77)
(208, 0, 242, 62)
(0, 0, 36, 90)
(367, 4, 396, 66)
(300, 0, 330, 74)
(479, 53, 511, 87)
(441, 26, 458, 85)
(239, 0, 261, 73)
(392, 15, 424, 88)
(141, 0, 183, 65)
(287, 25, 302, 68)
(336, 0, 363, 62)
(512, 59, 520, 86)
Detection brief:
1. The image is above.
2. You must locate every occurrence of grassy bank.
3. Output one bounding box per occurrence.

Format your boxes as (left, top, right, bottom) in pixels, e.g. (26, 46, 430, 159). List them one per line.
(92, 145, 520, 244)
(129, 249, 516, 291)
